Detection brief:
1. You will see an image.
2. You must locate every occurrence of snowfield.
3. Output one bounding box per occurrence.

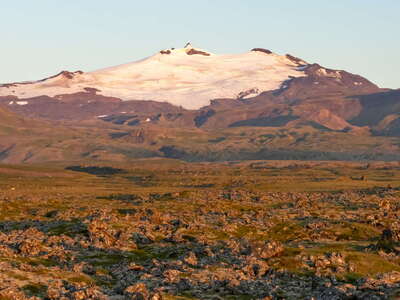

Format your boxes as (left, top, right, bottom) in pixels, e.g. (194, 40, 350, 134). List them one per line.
(0, 45, 307, 110)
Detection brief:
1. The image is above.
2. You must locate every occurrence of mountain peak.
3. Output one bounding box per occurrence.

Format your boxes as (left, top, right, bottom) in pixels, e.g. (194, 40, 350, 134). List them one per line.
(159, 44, 212, 57)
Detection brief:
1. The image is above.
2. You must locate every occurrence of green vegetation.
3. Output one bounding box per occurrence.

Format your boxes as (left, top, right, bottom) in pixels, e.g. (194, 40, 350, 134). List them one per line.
(0, 159, 399, 298)
(22, 284, 47, 298)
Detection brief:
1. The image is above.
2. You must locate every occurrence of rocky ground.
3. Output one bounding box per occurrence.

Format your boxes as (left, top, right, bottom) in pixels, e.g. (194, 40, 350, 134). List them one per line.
(0, 162, 400, 299)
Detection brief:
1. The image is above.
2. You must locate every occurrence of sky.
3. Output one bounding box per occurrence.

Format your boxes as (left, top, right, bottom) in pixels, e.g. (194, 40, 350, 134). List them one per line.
(1, 0, 399, 88)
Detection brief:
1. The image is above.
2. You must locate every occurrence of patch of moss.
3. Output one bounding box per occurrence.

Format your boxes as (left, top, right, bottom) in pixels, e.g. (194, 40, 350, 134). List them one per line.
(145, 245, 186, 260)
(47, 220, 88, 237)
(117, 208, 137, 215)
(68, 275, 95, 284)
(81, 249, 152, 267)
(346, 252, 400, 276)
(25, 257, 58, 267)
(340, 272, 364, 284)
(4, 271, 28, 281)
(269, 247, 304, 274)
(267, 221, 308, 243)
(22, 283, 47, 298)
(163, 293, 199, 300)
(332, 223, 380, 241)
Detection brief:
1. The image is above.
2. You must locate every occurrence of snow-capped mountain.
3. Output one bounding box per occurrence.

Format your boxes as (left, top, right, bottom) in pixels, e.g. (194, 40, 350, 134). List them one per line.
(1, 44, 400, 163)
(2, 44, 399, 137)
(0, 44, 307, 110)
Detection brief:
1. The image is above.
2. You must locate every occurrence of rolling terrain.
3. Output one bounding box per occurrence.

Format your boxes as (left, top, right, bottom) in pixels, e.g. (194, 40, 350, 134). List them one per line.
(1, 102, 400, 164)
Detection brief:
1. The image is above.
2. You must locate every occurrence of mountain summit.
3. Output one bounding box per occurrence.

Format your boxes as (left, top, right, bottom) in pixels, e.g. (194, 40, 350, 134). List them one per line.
(0, 46, 308, 109)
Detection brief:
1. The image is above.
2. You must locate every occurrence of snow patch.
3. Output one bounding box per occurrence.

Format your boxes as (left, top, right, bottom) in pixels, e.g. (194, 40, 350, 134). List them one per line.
(317, 68, 342, 79)
(0, 46, 307, 110)
(16, 101, 28, 105)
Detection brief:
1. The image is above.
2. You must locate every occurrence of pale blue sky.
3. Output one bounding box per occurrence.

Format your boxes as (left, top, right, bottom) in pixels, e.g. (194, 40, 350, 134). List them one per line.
(1, 1, 399, 88)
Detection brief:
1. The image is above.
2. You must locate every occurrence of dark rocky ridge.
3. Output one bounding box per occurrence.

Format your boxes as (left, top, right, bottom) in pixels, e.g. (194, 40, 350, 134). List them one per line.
(251, 48, 273, 54)
(186, 48, 211, 56)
